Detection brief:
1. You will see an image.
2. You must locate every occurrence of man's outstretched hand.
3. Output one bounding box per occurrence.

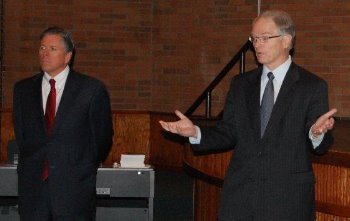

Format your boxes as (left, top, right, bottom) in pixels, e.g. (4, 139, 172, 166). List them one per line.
(159, 110, 197, 138)
(311, 108, 337, 137)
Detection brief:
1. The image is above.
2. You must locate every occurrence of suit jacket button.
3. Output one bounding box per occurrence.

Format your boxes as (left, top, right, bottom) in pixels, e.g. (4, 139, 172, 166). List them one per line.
(257, 152, 262, 156)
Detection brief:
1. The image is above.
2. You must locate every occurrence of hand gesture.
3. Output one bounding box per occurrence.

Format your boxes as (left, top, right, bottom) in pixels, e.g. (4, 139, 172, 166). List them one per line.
(159, 110, 197, 138)
(311, 108, 337, 137)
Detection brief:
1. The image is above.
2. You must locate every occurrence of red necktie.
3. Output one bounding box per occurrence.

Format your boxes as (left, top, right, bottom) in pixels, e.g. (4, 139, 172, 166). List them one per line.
(45, 79, 56, 135)
(42, 79, 56, 180)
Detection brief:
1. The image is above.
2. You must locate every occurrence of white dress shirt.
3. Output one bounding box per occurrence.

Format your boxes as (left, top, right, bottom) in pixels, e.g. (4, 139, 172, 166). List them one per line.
(42, 66, 69, 114)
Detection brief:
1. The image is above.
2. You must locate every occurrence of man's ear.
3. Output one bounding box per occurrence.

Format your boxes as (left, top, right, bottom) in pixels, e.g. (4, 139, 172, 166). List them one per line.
(65, 51, 73, 65)
(282, 34, 293, 49)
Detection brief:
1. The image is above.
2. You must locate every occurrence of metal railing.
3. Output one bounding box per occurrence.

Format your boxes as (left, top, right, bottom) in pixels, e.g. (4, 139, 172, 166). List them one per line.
(185, 40, 253, 118)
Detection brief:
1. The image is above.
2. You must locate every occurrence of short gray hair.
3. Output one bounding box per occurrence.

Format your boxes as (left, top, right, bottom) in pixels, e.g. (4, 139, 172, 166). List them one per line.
(40, 26, 75, 53)
(254, 10, 295, 49)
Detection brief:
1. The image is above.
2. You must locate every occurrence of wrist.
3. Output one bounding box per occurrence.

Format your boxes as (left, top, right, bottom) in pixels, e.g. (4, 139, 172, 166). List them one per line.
(311, 131, 319, 139)
(311, 124, 322, 139)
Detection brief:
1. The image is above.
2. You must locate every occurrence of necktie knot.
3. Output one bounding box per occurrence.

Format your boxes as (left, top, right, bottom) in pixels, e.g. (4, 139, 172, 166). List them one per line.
(49, 79, 56, 88)
(267, 72, 274, 80)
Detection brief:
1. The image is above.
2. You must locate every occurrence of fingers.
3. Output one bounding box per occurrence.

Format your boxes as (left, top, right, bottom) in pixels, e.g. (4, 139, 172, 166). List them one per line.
(174, 110, 187, 120)
(159, 120, 179, 133)
(316, 109, 337, 125)
(158, 110, 184, 132)
(323, 108, 337, 119)
(317, 108, 337, 125)
(159, 110, 197, 137)
(159, 121, 170, 131)
(324, 117, 335, 128)
(314, 119, 334, 134)
(159, 110, 187, 133)
(311, 108, 337, 136)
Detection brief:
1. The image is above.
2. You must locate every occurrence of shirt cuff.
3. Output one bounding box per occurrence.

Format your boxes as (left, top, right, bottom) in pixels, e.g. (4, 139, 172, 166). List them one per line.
(309, 128, 324, 149)
(189, 126, 201, 144)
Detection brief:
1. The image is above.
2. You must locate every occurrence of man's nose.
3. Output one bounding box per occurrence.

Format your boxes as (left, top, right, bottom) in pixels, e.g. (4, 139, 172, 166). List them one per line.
(40, 48, 48, 56)
(40, 52, 48, 59)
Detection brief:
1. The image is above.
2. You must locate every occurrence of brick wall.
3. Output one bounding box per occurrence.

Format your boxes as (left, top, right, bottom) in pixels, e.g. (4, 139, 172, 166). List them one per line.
(1, 0, 349, 117)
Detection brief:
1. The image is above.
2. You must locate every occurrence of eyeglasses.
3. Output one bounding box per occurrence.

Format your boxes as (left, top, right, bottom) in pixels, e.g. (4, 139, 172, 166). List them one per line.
(248, 35, 282, 44)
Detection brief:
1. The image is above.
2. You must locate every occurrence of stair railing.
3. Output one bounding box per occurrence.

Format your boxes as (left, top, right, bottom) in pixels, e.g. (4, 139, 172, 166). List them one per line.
(185, 40, 253, 118)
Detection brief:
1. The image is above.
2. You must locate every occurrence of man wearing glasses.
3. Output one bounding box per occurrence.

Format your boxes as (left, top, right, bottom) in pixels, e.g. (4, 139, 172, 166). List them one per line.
(159, 10, 337, 221)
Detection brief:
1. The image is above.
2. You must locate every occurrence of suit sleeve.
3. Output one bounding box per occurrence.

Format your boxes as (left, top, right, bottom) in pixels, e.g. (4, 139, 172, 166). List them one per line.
(192, 76, 239, 152)
(306, 79, 333, 154)
(89, 83, 114, 164)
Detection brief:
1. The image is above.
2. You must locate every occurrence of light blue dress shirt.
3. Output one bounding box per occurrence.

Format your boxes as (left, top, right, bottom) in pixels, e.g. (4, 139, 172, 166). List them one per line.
(190, 56, 324, 148)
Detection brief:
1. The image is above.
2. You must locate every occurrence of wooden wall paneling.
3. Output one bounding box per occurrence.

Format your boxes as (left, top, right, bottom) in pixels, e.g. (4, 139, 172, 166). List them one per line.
(187, 158, 350, 221)
(149, 113, 185, 168)
(103, 112, 151, 166)
(314, 163, 350, 219)
(183, 144, 232, 180)
(316, 212, 350, 221)
(0, 111, 15, 163)
(194, 179, 220, 221)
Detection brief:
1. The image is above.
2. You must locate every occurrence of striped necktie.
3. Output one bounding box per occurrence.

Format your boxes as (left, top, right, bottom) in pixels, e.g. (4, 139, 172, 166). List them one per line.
(260, 72, 274, 137)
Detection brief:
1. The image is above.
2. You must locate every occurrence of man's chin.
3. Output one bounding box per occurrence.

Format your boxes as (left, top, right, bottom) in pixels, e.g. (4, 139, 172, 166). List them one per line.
(40, 65, 51, 72)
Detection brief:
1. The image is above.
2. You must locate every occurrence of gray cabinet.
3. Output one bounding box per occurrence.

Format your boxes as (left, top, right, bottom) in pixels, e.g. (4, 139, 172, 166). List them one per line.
(0, 165, 155, 221)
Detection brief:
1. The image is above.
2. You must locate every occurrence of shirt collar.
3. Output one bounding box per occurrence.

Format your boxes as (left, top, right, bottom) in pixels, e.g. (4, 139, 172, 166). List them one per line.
(262, 56, 292, 84)
(43, 66, 70, 88)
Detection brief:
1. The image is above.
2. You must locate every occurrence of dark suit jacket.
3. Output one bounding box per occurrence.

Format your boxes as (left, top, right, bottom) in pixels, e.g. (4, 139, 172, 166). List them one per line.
(192, 63, 333, 221)
(13, 70, 113, 216)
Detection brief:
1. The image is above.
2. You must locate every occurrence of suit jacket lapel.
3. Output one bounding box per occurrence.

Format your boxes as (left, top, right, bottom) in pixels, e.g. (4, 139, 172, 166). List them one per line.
(33, 74, 45, 119)
(246, 68, 262, 140)
(29, 73, 48, 135)
(50, 71, 80, 135)
(262, 63, 300, 140)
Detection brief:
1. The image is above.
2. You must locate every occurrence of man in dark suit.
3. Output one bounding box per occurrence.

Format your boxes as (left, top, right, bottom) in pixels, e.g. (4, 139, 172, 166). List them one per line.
(13, 27, 113, 221)
(160, 10, 337, 221)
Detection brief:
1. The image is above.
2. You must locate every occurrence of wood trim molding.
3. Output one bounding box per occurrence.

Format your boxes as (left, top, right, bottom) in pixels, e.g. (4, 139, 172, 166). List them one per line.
(183, 162, 223, 187)
(316, 201, 350, 218)
(312, 151, 350, 168)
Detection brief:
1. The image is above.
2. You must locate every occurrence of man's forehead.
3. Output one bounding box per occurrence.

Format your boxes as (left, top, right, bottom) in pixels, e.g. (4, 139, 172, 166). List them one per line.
(251, 17, 277, 34)
(41, 34, 64, 44)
